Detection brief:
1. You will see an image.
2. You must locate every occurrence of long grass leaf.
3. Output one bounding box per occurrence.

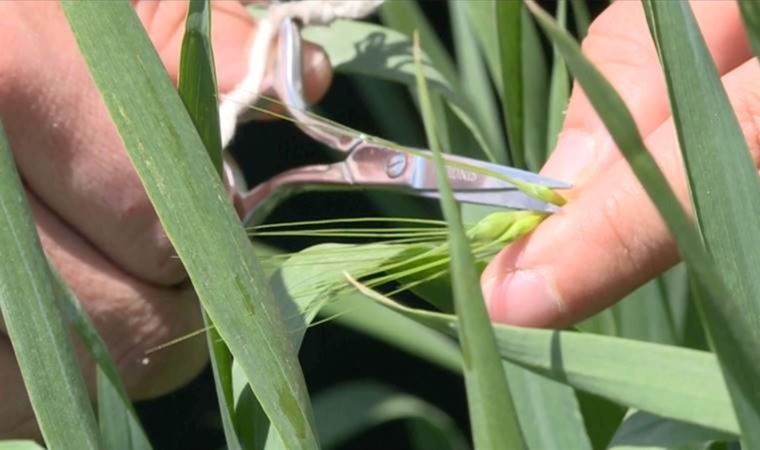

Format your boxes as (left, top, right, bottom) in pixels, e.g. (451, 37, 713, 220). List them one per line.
(496, 1, 525, 167)
(528, 2, 757, 443)
(522, 9, 550, 171)
(49, 269, 151, 450)
(643, 2, 760, 445)
(568, 0, 591, 38)
(738, 1, 760, 59)
(60, 3, 317, 448)
(175, 2, 242, 449)
(463, 1, 501, 95)
(313, 381, 469, 450)
(449, 0, 507, 164)
(0, 122, 99, 448)
(361, 293, 737, 435)
(414, 33, 526, 450)
(503, 362, 592, 450)
(545, 0, 570, 155)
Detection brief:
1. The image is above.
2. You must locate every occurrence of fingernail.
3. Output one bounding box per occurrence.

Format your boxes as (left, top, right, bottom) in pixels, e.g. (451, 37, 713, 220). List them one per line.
(544, 130, 597, 183)
(484, 269, 564, 327)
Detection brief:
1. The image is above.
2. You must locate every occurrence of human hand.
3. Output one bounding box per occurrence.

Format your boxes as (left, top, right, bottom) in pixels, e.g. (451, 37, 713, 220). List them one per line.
(481, 1, 758, 327)
(0, 0, 330, 438)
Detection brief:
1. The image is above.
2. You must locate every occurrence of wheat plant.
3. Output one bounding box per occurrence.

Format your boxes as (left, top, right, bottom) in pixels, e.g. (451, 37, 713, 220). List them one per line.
(0, 1, 758, 449)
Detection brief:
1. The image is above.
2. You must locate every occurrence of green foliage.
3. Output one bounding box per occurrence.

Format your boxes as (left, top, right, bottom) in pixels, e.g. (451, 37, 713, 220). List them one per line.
(413, 32, 526, 450)
(3, 1, 756, 448)
(643, 3, 760, 444)
(61, 2, 317, 448)
(0, 123, 99, 448)
(175, 1, 241, 448)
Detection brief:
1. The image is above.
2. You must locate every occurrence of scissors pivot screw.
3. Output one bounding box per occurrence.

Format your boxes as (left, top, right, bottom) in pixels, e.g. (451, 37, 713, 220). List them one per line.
(386, 153, 407, 178)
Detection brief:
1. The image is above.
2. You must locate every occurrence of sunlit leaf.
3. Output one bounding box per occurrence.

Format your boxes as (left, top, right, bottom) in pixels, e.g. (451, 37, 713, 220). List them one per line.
(414, 32, 527, 450)
(362, 293, 737, 435)
(61, 3, 317, 447)
(644, 2, 760, 444)
(175, 1, 240, 448)
(0, 123, 99, 448)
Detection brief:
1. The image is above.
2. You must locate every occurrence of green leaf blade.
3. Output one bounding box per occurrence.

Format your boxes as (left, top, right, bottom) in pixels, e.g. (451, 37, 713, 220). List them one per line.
(496, 1, 525, 167)
(644, 2, 760, 445)
(413, 33, 526, 450)
(175, 1, 241, 448)
(61, 2, 317, 448)
(0, 122, 100, 449)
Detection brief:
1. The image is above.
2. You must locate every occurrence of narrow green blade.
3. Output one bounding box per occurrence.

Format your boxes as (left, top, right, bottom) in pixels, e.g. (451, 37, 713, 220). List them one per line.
(496, 1, 525, 167)
(545, 0, 570, 156)
(363, 294, 737, 435)
(463, 1, 502, 95)
(0, 123, 99, 448)
(178, 0, 223, 174)
(738, 1, 760, 59)
(504, 362, 592, 450)
(522, 9, 549, 171)
(49, 269, 151, 450)
(61, 2, 317, 448)
(414, 33, 526, 450)
(644, 2, 760, 445)
(449, 0, 507, 165)
(175, 2, 240, 449)
(568, 0, 590, 38)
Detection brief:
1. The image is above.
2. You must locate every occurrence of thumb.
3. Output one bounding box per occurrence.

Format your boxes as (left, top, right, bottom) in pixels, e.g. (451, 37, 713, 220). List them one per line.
(133, 0, 331, 100)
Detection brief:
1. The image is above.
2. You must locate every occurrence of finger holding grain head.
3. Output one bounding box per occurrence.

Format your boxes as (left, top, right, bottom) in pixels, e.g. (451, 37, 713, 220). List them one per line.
(482, 56, 760, 328)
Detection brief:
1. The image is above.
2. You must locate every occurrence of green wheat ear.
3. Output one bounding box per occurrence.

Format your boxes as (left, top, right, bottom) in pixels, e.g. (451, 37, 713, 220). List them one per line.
(468, 211, 548, 245)
(509, 178, 567, 206)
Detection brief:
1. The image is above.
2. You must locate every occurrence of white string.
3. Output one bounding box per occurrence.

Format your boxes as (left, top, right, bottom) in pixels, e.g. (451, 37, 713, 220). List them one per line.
(219, 0, 385, 148)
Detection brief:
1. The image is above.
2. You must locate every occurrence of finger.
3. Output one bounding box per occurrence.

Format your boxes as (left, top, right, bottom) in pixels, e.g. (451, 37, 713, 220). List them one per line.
(482, 58, 760, 328)
(0, 191, 208, 400)
(134, 0, 332, 100)
(0, 2, 185, 285)
(544, 0, 749, 185)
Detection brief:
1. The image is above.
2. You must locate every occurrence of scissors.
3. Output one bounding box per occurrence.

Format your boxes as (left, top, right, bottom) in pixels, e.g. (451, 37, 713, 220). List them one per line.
(224, 18, 571, 225)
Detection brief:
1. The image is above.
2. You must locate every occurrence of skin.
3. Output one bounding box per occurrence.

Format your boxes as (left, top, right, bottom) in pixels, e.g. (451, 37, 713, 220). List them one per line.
(0, 0, 331, 439)
(481, 1, 760, 327)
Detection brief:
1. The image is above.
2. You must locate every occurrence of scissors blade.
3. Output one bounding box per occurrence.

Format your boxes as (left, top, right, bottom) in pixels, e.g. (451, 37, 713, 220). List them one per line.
(407, 152, 571, 193)
(419, 190, 560, 213)
(441, 153, 572, 189)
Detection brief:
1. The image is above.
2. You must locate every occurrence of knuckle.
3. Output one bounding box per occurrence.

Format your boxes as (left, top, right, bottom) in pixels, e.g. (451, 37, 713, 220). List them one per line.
(115, 194, 187, 286)
(593, 181, 656, 283)
(581, 25, 658, 75)
(95, 286, 206, 400)
(582, 2, 659, 74)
